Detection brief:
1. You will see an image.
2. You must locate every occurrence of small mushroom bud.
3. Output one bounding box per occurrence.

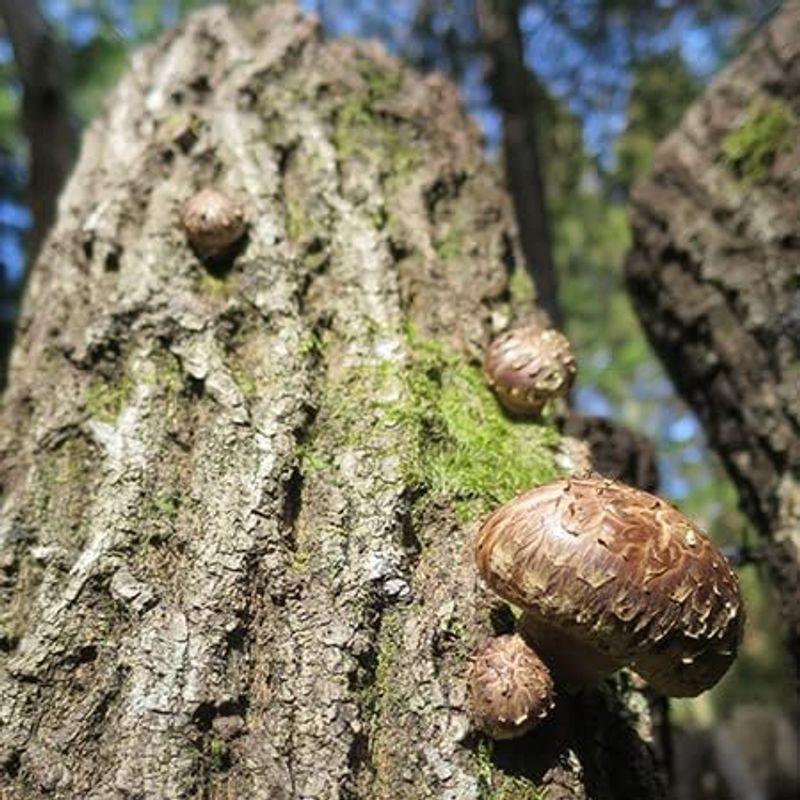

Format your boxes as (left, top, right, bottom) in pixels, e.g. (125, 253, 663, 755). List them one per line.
(469, 633, 555, 740)
(181, 188, 247, 259)
(483, 324, 576, 416)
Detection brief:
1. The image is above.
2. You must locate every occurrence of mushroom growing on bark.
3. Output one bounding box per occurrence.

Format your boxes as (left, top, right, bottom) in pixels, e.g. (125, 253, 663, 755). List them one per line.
(470, 477, 744, 738)
(469, 633, 555, 740)
(483, 324, 576, 417)
(181, 187, 247, 260)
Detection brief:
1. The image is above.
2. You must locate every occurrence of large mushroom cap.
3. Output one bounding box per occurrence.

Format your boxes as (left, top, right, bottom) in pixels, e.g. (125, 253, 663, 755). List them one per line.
(475, 478, 744, 697)
(469, 634, 555, 739)
(483, 325, 576, 417)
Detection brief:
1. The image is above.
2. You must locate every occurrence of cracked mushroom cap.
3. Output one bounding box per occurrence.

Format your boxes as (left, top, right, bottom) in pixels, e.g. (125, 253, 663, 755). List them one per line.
(475, 478, 744, 697)
(469, 634, 555, 739)
(483, 325, 576, 416)
(181, 188, 247, 258)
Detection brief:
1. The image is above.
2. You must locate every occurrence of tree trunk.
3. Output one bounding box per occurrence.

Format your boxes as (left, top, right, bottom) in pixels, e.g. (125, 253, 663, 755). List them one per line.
(0, 4, 664, 798)
(626, 2, 800, 674)
(475, 0, 563, 329)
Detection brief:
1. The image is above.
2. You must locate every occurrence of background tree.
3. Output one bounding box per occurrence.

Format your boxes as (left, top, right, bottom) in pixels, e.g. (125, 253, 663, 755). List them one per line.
(0, 0, 75, 258)
(0, 0, 76, 393)
(476, 0, 562, 328)
(626, 0, 800, 675)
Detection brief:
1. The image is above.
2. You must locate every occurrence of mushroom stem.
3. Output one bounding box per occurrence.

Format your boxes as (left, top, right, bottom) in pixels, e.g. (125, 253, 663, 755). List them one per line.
(519, 613, 621, 690)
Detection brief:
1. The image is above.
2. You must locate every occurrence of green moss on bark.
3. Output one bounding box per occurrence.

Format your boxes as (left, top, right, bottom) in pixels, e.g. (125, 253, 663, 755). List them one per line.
(32, 436, 98, 540)
(228, 360, 260, 398)
(285, 198, 313, 242)
(151, 490, 181, 518)
(331, 63, 420, 179)
(208, 738, 230, 772)
(476, 741, 545, 800)
(367, 609, 405, 796)
(721, 99, 796, 183)
(85, 375, 135, 422)
(509, 269, 535, 305)
(307, 333, 559, 522)
(198, 273, 235, 298)
(359, 64, 403, 101)
(333, 98, 420, 177)
(393, 337, 559, 520)
(434, 232, 462, 260)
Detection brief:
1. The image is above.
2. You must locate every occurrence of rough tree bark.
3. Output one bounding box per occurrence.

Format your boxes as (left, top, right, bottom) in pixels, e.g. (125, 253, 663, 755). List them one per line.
(626, 3, 800, 674)
(475, 0, 563, 329)
(0, 4, 664, 798)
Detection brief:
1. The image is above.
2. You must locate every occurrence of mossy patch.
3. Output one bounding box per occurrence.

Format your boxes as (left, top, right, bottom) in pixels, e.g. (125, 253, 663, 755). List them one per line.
(147, 349, 183, 397)
(285, 198, 313, 243)
(151, 490, 181, 518)
(198, 273, 235, 299)
(229, 360, 259, 399)
(32, 436, 98, 542)
(160, 110, 203, 152)
(509, 269, 535, 305)
(476, 742, 545, 800)
(308, 334, 559, 522)
(222, 317, 276, 401)
(371, 612, 401, 712)
(721, 99, 796, 183)
(393, 338, 559, 520)
(360, 64, 403, 102)
(208, 738, 229, 772)
(289, 545, 312, 575)
(364, 610, 405, 795)
(85, 375, 135, 423)
(281, 146, 333, 253)
(298, 329, 326, 360)
(434, 232, 462, 261)
(332, 64, 420, 180)
(333, 98, 420, 178)
(369, 205, 388, 231)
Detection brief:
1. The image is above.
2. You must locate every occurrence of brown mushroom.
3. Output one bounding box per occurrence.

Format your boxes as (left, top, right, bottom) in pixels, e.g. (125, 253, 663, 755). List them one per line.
(475, 477, 744, 698)
(181, 188, 247, 259)
(483, 324, 576, 417)
(469, 633, 555, 740)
